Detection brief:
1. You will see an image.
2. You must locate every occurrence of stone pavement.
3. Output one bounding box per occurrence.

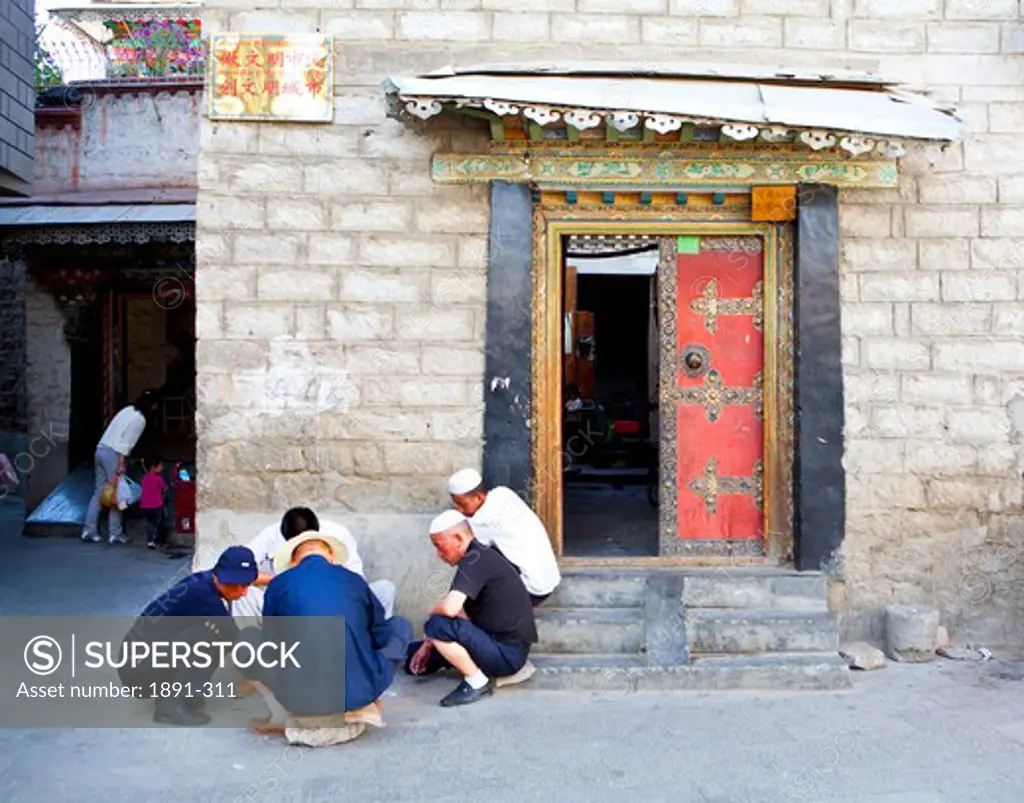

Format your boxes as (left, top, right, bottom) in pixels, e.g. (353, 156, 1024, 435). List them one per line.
(0, 508, 187, 616)
(2, 534, 1024, 802)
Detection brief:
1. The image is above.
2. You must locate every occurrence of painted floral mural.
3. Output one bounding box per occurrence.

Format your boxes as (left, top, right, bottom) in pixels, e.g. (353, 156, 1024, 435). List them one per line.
(104, 18, 203, 78)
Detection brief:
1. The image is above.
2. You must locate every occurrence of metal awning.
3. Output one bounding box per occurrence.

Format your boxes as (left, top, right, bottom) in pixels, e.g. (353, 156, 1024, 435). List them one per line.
(0, 203, 195, 227)
(384, 62, 967, 153)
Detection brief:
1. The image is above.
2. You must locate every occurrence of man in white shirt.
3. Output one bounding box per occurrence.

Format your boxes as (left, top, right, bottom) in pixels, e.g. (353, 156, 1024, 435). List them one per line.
(233, 507, 396, 620)
(81, 389, 159, 545)
(447, 468, 561, 606)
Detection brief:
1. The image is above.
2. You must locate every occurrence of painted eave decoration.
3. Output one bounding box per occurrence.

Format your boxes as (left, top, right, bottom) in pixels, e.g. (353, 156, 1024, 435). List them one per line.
(383, 61, 968, 158)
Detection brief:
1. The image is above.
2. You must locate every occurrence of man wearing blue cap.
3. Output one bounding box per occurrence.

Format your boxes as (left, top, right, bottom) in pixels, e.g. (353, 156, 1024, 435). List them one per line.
(119, 545, 258, 725)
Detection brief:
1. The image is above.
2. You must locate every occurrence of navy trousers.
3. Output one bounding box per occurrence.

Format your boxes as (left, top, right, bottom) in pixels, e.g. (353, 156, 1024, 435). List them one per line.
(405, 615, 529, 678)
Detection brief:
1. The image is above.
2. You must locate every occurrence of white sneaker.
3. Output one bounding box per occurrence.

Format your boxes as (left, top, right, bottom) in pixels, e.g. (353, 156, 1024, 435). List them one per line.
(495, 660, 536, 688)
(108, 534, 130, 545)
(80, 531, 101, 543)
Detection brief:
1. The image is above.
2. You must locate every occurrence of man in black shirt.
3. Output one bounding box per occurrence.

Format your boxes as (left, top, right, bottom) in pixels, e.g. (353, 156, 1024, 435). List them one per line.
(405, 510, 538, 707)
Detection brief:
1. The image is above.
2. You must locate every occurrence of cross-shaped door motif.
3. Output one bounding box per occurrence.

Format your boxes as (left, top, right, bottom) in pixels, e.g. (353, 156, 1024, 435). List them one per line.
(687, 457, 765, 516)
(689, 279, 764, 334)
(677, 368, 764, 423)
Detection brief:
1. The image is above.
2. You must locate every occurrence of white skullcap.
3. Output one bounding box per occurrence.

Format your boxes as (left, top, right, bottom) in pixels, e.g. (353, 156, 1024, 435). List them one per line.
(429, 510, 467, 535)
(447, 468, 483, 496)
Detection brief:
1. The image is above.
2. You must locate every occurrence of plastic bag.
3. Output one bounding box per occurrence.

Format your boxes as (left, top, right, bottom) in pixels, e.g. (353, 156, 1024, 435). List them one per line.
(116, 476, 141, 510)
(99, 480, 118, 509)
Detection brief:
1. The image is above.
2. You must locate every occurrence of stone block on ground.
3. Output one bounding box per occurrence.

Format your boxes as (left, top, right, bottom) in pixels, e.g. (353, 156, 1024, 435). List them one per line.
(938, 645, 994, 662)
(885, 604, 940, 662)
(937, 646, 976, 661)
(840, 641, 887, 670)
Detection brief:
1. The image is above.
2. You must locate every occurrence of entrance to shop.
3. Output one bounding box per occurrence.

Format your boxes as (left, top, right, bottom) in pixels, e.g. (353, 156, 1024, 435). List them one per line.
(534, 196, 796, 563)
(22, 239, 196, 542)
(562, 236, 659, 557)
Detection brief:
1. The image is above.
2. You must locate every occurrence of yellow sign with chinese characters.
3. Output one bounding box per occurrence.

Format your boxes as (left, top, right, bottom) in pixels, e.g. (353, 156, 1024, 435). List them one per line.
(208, 33, 333, 122)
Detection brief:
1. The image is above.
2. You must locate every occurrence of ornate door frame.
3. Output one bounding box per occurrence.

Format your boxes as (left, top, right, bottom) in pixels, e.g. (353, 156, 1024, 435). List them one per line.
(533, 194, 796, 565)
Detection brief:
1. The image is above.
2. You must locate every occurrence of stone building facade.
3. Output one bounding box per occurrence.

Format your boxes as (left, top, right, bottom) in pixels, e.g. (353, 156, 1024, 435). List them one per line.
(0, 0, 36, 520)
(0, 0, 34, 196)
(196, 1, 1024, 643)
(1, 83, 200, 511)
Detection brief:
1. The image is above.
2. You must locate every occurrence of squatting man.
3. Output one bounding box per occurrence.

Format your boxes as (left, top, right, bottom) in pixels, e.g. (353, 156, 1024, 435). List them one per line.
(116, 471, 559, 730)
(117, 545, 261, 725)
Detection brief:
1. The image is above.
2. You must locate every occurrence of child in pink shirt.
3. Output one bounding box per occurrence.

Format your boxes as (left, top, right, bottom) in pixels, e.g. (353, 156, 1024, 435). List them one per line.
(140, 458, 168, 549)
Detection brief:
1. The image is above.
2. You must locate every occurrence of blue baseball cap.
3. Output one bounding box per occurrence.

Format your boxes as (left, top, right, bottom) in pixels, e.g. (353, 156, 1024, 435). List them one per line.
(213, 546, 258, 585)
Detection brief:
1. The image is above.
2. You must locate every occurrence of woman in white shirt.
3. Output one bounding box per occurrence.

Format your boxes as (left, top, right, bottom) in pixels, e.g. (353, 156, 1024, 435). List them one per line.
(81, 389, 159, 545)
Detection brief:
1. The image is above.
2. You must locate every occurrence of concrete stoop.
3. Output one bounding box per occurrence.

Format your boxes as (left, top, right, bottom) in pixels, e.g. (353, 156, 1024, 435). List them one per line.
(525, 567, 850, 692)
(525, 652, 851, 692)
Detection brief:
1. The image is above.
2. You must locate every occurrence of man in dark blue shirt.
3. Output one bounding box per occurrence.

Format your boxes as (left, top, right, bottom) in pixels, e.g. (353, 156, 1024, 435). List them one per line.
(119, 545, 258, 725)
(239, 531, 412, 732)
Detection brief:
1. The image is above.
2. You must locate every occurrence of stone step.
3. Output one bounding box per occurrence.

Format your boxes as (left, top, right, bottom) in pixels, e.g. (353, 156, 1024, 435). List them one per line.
(690, 610, 838, 654)
(683, 573, 828, 611)
(22, 521, 79, 538)
(546, 573, 646, 609)
(525, 652, 851, 692)
(549, 567, 828, 611)
(535, 607, 643, 654)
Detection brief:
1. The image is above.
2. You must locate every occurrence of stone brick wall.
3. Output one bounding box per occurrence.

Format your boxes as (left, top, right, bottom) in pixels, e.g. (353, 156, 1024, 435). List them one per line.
(35, 89, 201, 194)
(0, 0, 34, 195)
(24, 276, 70, 510)
(197, 1, 1024, 639)
(0, 258, 27, 442)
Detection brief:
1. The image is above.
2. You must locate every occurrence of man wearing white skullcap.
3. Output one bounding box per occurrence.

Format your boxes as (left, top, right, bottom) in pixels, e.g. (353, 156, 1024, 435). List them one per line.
(447, 468, 561, 606)
(404, 510, 538, 707)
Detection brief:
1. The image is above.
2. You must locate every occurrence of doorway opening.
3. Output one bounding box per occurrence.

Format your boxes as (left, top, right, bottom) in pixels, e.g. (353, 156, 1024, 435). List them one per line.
(561, 234, 659, 557)
(23, 239, 196, 542)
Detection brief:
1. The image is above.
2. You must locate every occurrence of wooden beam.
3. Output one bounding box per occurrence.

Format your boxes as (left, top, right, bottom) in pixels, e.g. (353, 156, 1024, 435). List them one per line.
(454, 107, 507, 141)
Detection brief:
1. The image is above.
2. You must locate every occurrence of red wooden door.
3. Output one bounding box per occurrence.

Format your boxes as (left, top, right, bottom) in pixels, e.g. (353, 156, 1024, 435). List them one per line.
(671, 241, 764, 548)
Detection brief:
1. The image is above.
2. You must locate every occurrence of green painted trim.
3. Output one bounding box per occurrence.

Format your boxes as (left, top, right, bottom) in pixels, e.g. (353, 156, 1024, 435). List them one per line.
(678, 236, 700, 254)
(456, 108, 495, 121)
(453, 107, 506, 141)
(528, 122, 545, 141)
(431, 153, 900, 188)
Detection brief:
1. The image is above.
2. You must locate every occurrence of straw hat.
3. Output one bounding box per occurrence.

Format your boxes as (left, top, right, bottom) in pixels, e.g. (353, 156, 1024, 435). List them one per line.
(272, 530, 350, 574)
